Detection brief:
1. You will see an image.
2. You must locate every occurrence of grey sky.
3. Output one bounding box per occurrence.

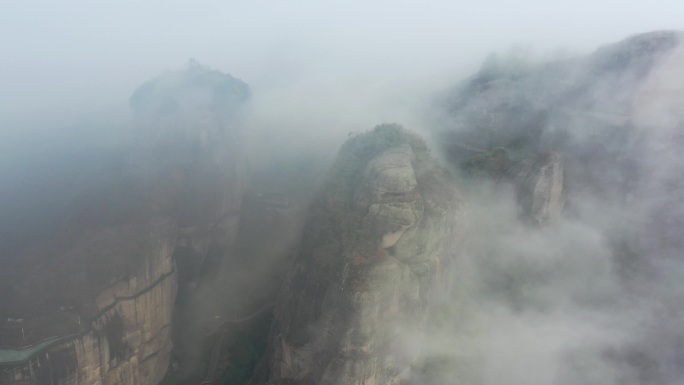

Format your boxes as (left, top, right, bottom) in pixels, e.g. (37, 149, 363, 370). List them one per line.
(1, 0, 682, 124)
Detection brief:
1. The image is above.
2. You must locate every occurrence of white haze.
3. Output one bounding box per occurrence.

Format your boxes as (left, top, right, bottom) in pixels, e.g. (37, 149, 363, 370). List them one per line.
(399, 38, 684, 385)
(2, 1, 684, 385)
(2, 0, 683, 127)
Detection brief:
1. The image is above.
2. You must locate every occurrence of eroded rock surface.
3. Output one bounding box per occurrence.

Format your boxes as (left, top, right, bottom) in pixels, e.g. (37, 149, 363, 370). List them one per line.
(510, 152, 564, 226)
(360, 145, 422, 248)
(0, 62, 250, 385)
(252, 125, 463, 385)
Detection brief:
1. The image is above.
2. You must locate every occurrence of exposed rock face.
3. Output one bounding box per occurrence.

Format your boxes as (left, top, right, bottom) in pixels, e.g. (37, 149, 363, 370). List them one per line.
(458, 148, 564, 226)
(437, 31, 684, 383)
(253, 125, 463, 385)
(442, 31, 683, 201)
(0, 212, 178, 385)
(68, 219, 178, 385)
(361, 145, 421, 248)
(510, 152, 564, 226)
(0, 62, 250, 385)
(443, 32, 684, 226)
(136, 63, 253, 385)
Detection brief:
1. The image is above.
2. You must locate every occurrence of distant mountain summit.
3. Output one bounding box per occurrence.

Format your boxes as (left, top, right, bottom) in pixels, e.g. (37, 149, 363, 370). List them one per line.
(129, 61, 250, 156)
(0, 63, 251, 385)
(130, 59, 250, 118)
(435, 31, 684, 383)
(441, 30, 684, 210)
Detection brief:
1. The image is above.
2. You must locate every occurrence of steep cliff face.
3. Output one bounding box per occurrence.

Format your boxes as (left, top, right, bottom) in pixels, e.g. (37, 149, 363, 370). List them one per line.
(0, 189, 179, 385)
(135, 63, 253, 385)
(442, 31, 682, 200)
(434, 31, 684, 383)
(254, 125, 463, 385)
(62, 217, 178, 385)
(458, 148, 565, 226)
(111, 62, 251, 384)
(443, 32, 684, 225)
(81, 218, 177, 385)
(0, 62, 250, 385)
(510, 152, 564, 226)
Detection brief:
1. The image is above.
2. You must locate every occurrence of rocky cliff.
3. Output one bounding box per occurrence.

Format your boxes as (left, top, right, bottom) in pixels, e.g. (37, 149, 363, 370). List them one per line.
(459, 148, 565, 226)
(509, 152, 564, 226)
(0, 174, 179, 385)
(434, 31, 684, 383)
(443, 32, 684, 225)
(53, 218, 177, 385)
(252, 125, 463, 385)
(0, 62, 250, 385)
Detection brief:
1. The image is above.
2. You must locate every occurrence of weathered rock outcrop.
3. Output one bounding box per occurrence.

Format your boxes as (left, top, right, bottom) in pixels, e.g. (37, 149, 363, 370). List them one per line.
(252, 125, 463, 385)
(443, 32, 684, 226)
(0, 62, 250, 385)
(0, 197, 178, 385)
(61, 218, 178, 385)
(458, 148, 565, 225)
(442, 31, 683, 202)
(509, 152, 564, 226)
(135, 63, 252, 385)
(436, 31, 684, 383)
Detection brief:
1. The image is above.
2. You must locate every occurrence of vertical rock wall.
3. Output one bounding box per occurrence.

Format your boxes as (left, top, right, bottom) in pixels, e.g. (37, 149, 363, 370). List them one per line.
(255, 126, 464, 385)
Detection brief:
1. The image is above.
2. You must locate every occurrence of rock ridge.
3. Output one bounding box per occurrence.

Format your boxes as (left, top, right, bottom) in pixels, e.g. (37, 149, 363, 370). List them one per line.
(252, 124, 464, 385)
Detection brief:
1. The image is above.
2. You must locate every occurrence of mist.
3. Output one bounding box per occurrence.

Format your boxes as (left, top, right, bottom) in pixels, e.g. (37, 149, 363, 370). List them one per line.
(2, 1, 684, 385)
(3, 0, 682, 121)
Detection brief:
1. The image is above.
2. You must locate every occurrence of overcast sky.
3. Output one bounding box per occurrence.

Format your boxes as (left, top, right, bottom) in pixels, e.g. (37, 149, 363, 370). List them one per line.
(1, 0, 682, 125)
